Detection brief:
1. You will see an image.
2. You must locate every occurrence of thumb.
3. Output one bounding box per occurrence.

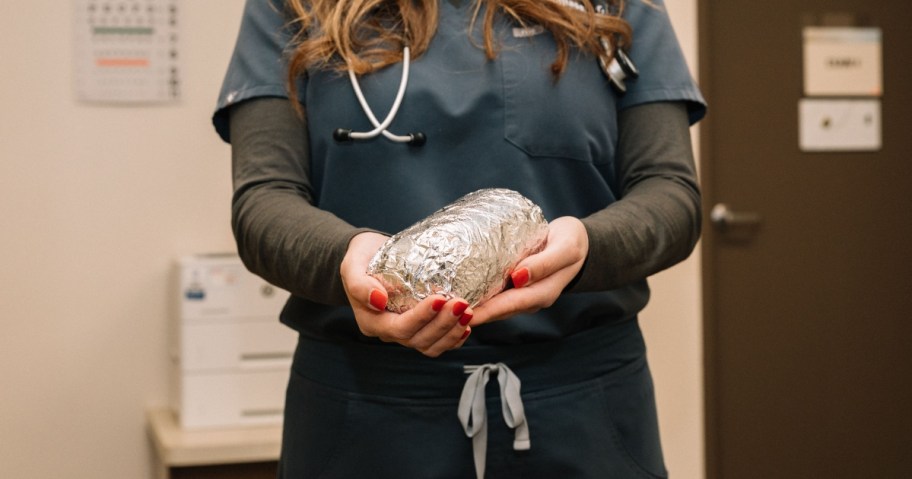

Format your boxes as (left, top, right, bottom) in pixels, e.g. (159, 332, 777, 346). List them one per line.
(509, 262, 534, 289)
(348, 271, 389, 311)
(511, 253, 562, 290)
(509, 235, 581, 290)
(340, 231, 393, 310)
(367, 285, 389, 311)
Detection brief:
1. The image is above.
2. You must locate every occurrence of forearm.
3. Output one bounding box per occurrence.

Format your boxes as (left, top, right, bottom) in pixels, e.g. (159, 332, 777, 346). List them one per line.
(229, 97, 372, 304)
(571, 102, 702, 291)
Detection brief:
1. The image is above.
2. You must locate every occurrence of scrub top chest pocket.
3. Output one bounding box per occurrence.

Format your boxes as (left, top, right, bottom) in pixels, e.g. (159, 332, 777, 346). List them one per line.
(500, 25, 619, 165)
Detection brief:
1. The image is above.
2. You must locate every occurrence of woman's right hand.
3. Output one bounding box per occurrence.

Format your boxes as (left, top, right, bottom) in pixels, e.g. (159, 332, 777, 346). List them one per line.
(339, 232, 473, 358)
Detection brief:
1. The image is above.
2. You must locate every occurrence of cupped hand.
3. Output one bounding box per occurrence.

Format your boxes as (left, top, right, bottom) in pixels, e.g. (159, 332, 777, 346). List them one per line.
(339, 232, 473, 357)
(469, 216, 589, 326)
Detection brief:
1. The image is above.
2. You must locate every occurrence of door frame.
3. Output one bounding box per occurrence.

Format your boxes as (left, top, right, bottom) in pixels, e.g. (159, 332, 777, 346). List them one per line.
(696, 1, 721, 477)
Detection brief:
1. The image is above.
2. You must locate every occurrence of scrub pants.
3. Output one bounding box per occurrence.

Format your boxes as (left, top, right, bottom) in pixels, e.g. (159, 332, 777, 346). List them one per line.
(278, 319, 668, 479)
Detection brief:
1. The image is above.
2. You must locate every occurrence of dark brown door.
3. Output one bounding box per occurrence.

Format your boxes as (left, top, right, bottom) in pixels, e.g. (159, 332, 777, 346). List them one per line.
(699, 1, 912, 478)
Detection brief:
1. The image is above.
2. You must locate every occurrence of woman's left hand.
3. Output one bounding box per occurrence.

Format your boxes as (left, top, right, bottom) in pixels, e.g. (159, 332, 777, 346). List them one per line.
(340, 231, 473, 357)
(468, 216, 589, 326)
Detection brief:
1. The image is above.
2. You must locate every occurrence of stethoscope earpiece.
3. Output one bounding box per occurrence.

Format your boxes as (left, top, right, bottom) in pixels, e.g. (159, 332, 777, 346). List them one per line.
(333, 128, 354, 142)
(408, 132, 427, 146)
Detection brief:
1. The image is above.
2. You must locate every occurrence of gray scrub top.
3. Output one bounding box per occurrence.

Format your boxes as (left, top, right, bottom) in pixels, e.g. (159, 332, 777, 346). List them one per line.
(214, 0, 706, 344)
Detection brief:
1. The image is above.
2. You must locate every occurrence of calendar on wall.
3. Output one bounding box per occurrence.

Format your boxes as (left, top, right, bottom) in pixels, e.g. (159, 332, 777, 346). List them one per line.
(73, 0, 181, 103)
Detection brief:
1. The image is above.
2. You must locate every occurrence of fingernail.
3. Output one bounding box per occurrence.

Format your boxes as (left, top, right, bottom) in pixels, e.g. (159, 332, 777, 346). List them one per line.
(458, 312, 473, 326)
(452, 301, 469, 317)
(432, 298, 447, 312)
(461, 328, 471, 340)
(511, 268, 530, 289)
(368, 289, 387, 311)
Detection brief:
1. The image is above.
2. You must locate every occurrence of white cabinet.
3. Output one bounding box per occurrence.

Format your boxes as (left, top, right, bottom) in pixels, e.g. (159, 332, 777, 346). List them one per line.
(172, 253, 295, 429)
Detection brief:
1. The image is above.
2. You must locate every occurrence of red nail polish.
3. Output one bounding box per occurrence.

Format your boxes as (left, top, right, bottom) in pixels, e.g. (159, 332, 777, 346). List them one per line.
(368, 289, 387, 311)
(453, 301, 469, 317)
(511, 268, 530, 289)
(432, 298, 447, 312)
(461, 328, 471, 340)
(458, 312, 473, 326)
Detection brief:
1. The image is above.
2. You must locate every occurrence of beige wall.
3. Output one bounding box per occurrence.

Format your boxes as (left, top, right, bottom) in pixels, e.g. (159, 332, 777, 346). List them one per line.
(0, 1, 243, 477)
(0, 0, 702, 477)
(639, 1, 705, 478)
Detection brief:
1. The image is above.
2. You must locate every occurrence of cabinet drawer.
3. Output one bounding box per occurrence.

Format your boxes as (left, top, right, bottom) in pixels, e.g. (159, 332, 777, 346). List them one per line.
(180, 321, 296, 372)
(177, 370, 289, 430)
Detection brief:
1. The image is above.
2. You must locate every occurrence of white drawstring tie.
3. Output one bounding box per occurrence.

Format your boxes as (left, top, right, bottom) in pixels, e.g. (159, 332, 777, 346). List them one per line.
(458, 363, 530, 479)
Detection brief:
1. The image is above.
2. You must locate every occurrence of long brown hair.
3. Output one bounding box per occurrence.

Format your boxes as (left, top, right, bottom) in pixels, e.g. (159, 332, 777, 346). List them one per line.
(285, 0, 631, 97)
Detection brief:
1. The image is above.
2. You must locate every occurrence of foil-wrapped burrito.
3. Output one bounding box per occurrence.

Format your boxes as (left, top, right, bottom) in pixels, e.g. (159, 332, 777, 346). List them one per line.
(367, 188, 549, 313)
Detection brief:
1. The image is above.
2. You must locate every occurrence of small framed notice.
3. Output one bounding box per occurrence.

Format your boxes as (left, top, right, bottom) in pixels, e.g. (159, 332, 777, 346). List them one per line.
(803, 27, 882, 97)
(73, 0, 181, 103)
(799, 99, 881, 152)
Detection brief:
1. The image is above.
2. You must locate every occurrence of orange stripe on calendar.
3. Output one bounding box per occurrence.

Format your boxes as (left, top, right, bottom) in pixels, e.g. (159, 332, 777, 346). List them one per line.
(95, 58, 149, 67)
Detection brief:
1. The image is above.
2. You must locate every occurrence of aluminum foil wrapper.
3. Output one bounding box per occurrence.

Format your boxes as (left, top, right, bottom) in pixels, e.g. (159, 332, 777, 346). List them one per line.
(367, 188, 549, 313)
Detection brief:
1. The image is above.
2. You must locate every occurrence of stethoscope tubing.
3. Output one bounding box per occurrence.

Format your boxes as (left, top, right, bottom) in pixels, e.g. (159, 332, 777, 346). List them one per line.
(334, 46, 427, 145)
(347, 46, 413, 143)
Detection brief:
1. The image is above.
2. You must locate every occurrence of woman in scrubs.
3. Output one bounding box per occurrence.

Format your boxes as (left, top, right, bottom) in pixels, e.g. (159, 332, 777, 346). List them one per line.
(214, 0, 705, 477)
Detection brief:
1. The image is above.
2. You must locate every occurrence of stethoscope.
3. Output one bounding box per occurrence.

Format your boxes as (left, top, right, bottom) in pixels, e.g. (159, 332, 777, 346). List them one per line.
(333, 46, 428, 147)
(333, 2, 638, 147)
(593, 0, 639, 94)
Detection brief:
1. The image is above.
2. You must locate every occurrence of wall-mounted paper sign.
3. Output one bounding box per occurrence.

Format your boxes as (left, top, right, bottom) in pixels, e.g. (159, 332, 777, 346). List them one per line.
(803, 27, 882, 97)
(73, 0, 181, 103)
(799, 99, 881, 152)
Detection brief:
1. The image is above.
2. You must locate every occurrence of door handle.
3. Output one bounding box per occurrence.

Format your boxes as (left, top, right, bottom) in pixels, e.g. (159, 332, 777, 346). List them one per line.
(710, 203, 761, 228)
